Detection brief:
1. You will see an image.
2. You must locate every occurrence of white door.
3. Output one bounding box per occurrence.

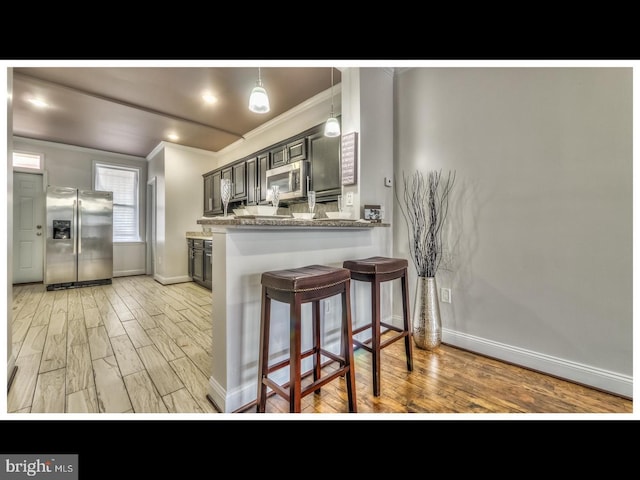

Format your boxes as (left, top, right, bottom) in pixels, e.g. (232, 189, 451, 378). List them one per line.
(13, 172, 45, 284)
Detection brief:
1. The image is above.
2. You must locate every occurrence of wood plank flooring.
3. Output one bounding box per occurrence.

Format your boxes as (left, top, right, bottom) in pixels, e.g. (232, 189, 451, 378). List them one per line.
(8, 275, 633, 415)
(8, 276, 217, 414)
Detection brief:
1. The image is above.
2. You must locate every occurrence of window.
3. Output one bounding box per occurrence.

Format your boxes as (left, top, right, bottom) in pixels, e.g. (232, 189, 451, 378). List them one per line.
(13, 151, 44, 172)
(94, 163, 140, 242)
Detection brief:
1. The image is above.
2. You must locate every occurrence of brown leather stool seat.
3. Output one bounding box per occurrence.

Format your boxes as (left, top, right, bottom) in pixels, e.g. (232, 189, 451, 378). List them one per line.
(256, 264, 357, 413)
(342, 256, 413, 396)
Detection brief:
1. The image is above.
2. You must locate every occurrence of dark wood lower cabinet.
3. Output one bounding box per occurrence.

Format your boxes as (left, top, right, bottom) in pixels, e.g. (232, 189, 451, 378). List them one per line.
(187, 238, 212, 290)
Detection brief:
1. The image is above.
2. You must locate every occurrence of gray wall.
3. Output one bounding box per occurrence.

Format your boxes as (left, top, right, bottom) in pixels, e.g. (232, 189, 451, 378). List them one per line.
(393, 67, 632, 397)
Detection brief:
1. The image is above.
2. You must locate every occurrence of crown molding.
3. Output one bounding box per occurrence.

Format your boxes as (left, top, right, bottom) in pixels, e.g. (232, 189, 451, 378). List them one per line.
(12, 136, 146, 162)
(217, 83, 341, 156)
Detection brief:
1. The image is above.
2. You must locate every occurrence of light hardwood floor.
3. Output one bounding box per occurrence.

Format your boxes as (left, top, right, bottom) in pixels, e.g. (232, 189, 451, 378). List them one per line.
(8, 275, 632, 415)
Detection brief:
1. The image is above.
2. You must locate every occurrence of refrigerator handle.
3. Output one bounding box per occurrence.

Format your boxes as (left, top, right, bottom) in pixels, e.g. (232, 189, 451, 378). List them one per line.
(72, 200, 77, 255)
(78, 199, 82, 254)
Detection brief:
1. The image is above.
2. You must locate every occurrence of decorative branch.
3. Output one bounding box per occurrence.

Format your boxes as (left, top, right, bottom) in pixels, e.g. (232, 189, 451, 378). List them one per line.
(396, 169, 456, 277)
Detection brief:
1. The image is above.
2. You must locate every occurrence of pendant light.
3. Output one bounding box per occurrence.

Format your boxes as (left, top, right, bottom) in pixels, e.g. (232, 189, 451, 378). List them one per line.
(324, 67, 341, 137)
(249, 67, 270, 114)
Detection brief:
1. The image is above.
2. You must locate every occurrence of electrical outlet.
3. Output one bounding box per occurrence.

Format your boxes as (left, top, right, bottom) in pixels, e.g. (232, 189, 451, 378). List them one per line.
(384, 177, 392, 187)
(345, 192, 354, 206)
(441, 288, 451, 303)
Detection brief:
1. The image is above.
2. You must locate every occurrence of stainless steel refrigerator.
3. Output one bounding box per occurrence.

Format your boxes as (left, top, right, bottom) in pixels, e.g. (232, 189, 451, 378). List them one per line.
(45, 186, 113, 290)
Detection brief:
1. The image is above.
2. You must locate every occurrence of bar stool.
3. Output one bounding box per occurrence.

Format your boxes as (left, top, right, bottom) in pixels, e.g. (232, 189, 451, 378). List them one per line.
(256, 264, 357, 413)
(342, 256, 413, 396)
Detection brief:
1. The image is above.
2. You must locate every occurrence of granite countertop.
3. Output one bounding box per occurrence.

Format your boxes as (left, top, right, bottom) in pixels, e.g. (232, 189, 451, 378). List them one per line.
(196, 217, 389, 228)
(186, 232, 213, 239)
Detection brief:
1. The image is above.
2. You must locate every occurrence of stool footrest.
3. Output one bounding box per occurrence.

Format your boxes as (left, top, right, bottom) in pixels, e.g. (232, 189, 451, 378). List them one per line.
(353, 322, 405, 336)
(262, 363, 353, 402)
(266, 348, 345, 376)
(265, 346, 321, 375)
(353, 330, 409, 352)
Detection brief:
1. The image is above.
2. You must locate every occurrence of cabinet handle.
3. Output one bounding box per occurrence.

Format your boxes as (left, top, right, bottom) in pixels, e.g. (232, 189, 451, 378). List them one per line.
(307, 176, 310, 192)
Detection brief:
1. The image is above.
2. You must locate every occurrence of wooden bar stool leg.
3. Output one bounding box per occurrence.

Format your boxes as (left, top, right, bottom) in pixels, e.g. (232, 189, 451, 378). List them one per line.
(289, 297, 303, 413)
(342, 281, 357, 412)
(312, 300, 322, 393)
(257, 287, 271, 413)
(371, 278, 382, 397)
(401, 269, 414, 371)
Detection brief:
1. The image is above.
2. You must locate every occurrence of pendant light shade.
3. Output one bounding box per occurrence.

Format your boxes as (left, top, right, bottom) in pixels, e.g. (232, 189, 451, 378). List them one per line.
(324, 68, 341, 137)
(249, 67, 270, 114)
(324, 115, 341, 137)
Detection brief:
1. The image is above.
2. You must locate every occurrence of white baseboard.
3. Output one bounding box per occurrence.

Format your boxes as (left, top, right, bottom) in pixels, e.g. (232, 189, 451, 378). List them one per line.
(442, 328, 633, 399)
(152, 274, 192, 285)
(113, 268, 146, 277)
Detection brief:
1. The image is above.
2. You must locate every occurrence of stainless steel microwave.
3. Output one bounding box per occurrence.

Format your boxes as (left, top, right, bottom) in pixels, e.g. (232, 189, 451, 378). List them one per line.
(265, 161, 308, 201)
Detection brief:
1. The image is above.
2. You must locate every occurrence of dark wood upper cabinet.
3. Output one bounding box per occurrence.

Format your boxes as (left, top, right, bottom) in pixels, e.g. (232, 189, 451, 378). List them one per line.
(231, 161, 246, 201)
(203, 172, 215, 215)
(246, 157, 258, 205)
(203, 123, 339, 215)
(246, 152, 270, 205)
(308, 128, 341, 199)
(270, 137, 307, 169)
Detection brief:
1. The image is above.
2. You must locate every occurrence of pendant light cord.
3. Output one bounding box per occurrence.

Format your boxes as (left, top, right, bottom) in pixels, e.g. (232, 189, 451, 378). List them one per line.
(330, 68, 335, 115)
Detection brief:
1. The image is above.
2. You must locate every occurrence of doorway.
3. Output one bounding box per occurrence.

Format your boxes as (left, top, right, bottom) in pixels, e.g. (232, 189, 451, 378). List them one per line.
(13, 172, 45, 284)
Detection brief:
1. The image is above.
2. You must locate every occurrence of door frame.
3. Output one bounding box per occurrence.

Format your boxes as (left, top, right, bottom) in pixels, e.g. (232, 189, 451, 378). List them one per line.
(146, 177, 157, 276)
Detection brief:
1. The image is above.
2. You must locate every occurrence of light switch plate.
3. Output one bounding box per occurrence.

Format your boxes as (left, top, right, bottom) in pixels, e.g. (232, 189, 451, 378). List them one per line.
(384, 177, 392, 187)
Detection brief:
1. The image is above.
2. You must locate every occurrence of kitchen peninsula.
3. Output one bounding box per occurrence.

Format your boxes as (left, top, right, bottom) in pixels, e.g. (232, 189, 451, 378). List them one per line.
(197, 217, 392, 413)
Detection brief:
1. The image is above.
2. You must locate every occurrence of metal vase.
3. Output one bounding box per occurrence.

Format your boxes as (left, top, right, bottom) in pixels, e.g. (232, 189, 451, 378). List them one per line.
(413, 276, 442, 350)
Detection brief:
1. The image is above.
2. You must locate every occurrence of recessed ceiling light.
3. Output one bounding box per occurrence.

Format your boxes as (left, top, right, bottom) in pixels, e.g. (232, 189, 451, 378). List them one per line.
(202, 93, 218, 104)
(167, 133, 179, 141)
(27, 97, 48, 108)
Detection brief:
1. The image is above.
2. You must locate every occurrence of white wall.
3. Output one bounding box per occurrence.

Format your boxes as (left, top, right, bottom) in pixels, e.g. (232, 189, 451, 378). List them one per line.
(158, 143, 216, 284)
(5, 67, 15, 380)
(358, 68, 395, 224)
(393, 67, 632, 397)
(11, 137, 149, 278)
(147, 148, 165, 281)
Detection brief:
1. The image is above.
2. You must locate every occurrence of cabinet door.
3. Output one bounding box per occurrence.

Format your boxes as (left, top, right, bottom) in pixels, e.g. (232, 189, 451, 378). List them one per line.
(211, 170, 222, 214)
(204, 242, 213, 289)
(270, 138, 308, 169)
(203, 173, 215, 215)
(246, 157, 258, 205)
(287, 137, 307, 163)
(270, 145, 286, 168)
(187, 239, 194, 278)
(308, 130, 341, 199)
(258, 153, 269, 203)
(193, 247, 204, 282)
(232, 161, 246, 201)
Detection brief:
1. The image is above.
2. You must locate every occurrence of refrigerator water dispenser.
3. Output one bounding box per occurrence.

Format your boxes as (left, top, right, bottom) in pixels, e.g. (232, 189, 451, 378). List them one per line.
(53, 220, 71, 239)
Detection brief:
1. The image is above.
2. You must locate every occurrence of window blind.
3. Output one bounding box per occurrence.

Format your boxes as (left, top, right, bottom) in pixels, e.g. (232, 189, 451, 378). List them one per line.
(95, 164, 140, 242)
